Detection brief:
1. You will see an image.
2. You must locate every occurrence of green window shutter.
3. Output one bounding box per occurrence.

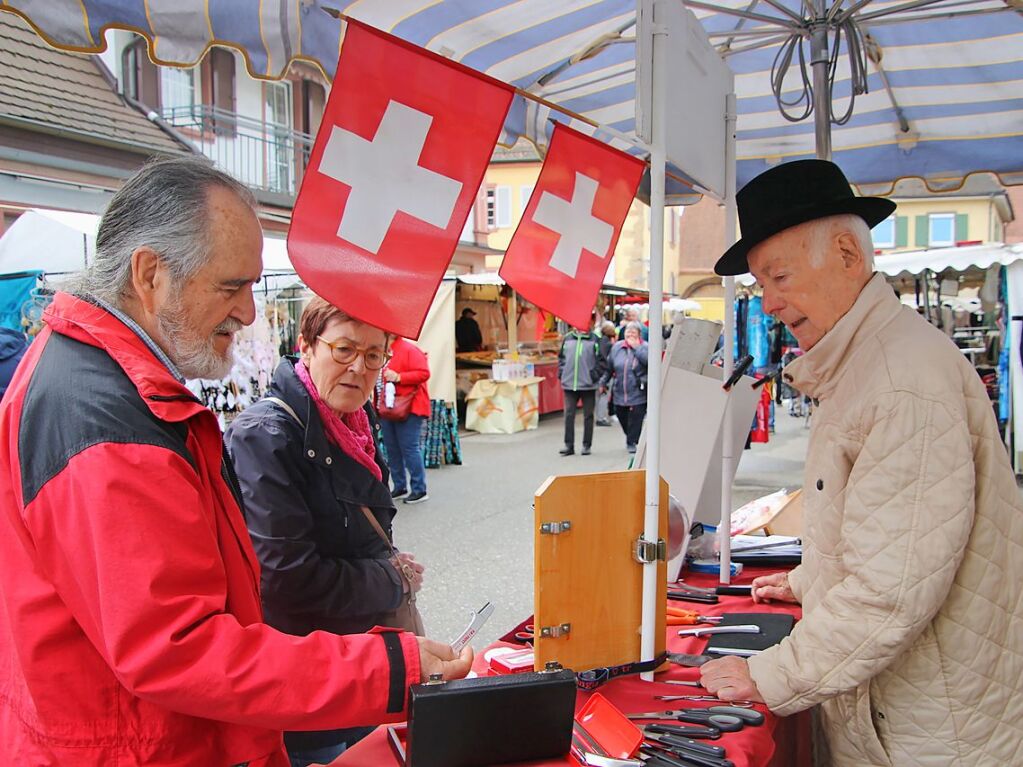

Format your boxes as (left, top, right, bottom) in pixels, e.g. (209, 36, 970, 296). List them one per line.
(955, 213, 969, 242)
(895, 215, 908, 248)
(915, 215, 929, 248)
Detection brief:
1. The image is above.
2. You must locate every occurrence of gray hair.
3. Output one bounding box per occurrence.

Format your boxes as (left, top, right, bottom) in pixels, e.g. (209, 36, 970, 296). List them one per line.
(71, 155, 256, 305)
(806, 213, 875, 270)
(625, 321, 644, 335)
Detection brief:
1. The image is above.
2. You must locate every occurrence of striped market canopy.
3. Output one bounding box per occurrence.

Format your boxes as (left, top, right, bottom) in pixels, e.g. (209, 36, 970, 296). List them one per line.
(4, 0, 1021, 194)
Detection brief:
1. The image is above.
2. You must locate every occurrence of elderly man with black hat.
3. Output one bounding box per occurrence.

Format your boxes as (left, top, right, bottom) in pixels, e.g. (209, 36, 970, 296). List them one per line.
(700, 160, 1023, 766)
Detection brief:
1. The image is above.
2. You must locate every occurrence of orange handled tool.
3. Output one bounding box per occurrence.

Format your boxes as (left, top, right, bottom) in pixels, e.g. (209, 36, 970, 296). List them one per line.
(665, 607, 724, 626)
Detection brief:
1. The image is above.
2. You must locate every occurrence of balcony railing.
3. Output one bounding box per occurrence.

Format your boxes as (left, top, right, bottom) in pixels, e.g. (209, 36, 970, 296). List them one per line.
(160, 105, 315, 198)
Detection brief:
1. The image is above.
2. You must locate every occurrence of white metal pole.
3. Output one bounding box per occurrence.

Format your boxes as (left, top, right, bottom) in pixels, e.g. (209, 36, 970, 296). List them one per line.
(640, 0, 668, 682)
(719, 93, 738, 584)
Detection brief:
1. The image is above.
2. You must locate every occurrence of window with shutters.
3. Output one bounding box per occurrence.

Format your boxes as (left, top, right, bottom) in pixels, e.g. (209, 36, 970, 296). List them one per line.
(929, 213, 955, 247)
(495, 186, 512, 228)
(121, 38, 160, 108)
(872, 215, 895, 249)
(209, 48, 236, 136)
(485, 187, 497, 229)
(160, 67, 197, 116)
(520, 185, 534, 215)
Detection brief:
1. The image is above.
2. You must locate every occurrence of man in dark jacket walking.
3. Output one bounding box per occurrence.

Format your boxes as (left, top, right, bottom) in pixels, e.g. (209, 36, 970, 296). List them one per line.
(558, 315, 605, 456)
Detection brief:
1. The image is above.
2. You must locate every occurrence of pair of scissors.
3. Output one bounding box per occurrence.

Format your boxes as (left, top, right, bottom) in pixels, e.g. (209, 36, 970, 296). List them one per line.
(513, 623, 535, 643)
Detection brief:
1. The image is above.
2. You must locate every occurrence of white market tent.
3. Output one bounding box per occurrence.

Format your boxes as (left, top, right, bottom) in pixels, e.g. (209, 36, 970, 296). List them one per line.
(0, 208, 297, 277)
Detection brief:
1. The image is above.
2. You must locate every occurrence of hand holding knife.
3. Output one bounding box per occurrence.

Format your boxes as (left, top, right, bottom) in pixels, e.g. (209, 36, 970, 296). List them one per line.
(450, 601, 494, 654)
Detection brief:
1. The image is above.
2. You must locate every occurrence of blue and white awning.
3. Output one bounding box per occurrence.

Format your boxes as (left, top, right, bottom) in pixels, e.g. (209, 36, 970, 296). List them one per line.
(3, 0, 1021, 193)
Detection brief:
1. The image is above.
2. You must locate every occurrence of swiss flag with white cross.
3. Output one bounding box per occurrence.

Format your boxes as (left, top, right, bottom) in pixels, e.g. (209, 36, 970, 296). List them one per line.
(500, 124, 645, 330)
(288, 19, 513, 338)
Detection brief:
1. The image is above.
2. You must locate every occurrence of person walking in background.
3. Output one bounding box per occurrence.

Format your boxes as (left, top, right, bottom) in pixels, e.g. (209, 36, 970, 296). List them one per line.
(558, 315, 604, 456)
(595, 320, 616, 427)
(226, 296, 426, 767)
(0, 326, 28, 397)
(603, 321, 649, 454)
(455, 307, 483, 352)
(617, 307, 649, 341)
(380, 336, 431, 504)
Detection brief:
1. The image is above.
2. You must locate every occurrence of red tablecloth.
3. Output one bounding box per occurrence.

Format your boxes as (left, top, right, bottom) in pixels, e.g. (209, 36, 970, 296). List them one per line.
(535, 361, 564, 414)
(332, 567, 810, 767)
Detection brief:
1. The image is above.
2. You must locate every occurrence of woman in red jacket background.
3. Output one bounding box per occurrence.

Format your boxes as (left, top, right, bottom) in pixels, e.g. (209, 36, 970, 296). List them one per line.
(380, 337, 431, 504)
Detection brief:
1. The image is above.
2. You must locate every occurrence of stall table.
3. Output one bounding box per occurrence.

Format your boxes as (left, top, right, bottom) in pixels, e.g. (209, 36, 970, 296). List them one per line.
(332, 567, 809, 767)
(465, 377, 543, 434)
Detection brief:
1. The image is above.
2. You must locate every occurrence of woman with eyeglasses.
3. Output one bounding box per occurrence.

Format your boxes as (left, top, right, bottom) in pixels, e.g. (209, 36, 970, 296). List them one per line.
(225, 296, 426, 767)
(377, 336, 432, 505)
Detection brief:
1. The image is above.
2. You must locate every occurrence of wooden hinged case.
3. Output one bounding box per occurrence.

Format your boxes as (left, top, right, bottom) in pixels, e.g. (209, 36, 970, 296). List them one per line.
(533, 469, 667, 672)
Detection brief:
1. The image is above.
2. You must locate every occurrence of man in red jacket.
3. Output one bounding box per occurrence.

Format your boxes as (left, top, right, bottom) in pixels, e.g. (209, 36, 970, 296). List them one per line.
(0, 156, 471, 767)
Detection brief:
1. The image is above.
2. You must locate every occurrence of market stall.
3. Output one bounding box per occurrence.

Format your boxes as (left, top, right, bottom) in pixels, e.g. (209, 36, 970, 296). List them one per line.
(455, 273, 564, 423)
(334, 566, 808, 767)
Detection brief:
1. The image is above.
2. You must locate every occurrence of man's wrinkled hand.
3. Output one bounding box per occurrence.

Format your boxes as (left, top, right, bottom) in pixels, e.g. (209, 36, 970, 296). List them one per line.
(700, 656, 764, 703)
(751, 570, 798, 604)
(416, 637, 473, 682)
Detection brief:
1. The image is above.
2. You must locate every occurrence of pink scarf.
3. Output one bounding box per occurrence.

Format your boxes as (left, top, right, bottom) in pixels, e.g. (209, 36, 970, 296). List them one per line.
(294, 360, 382, 482)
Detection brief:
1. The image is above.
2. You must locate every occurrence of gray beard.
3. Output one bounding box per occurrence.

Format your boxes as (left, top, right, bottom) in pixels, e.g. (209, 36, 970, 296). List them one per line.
(156, 296, 239, 380)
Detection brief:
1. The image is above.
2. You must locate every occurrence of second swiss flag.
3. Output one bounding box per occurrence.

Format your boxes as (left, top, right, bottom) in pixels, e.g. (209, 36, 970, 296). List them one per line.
(500, 124, 645, 330)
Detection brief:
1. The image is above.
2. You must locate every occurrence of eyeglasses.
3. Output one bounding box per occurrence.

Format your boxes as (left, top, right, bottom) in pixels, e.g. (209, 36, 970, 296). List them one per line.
(317, 336, 391, 371)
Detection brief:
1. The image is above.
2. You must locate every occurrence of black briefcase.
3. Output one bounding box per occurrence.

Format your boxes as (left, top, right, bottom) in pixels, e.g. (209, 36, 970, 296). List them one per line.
(400, 665, 576, 767)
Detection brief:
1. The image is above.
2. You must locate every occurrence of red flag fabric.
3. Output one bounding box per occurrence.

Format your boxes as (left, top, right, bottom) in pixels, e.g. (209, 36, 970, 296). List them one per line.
(499, 124, 645, 330)
(288, 20, 513, 338)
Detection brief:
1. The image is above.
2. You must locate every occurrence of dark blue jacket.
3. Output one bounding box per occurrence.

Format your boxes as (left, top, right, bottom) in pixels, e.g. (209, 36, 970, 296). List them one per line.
(226, 357, 406, 751)
(0, 327, 27, 398)
(225, 358, 403, 638)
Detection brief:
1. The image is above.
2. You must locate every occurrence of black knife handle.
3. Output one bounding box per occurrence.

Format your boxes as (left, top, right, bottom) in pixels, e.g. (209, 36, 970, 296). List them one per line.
(640, 745, 705, 767)
(647, 743, 735, 767)
(646, 723, 722, 740)
(651, 734, 726, 758)
(714, 586, 752, 596)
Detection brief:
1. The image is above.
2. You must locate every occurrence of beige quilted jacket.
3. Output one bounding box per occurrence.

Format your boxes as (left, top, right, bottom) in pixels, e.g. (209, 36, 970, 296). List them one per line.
(747, 274, 1023, 766)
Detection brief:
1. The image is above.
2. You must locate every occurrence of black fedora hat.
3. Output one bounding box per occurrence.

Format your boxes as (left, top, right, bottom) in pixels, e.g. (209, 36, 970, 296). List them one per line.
(714, 159, 896, 276)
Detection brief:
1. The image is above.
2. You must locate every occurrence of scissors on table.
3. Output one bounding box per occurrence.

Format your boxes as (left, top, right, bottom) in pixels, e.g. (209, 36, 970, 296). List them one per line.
(513, 624, 535, 643)
(628, 705, 765, 732)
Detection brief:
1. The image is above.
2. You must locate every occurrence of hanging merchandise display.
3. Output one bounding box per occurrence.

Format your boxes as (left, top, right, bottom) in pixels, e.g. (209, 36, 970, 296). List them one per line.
(423, 399, 462, 469)
(186, 293, 279, 428)
(0, 271, 43, 333)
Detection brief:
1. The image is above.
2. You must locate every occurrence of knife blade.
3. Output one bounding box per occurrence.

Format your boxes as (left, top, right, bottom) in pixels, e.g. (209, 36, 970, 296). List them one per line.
(677, 624, 760, 637)
(666, 652, 715, 667)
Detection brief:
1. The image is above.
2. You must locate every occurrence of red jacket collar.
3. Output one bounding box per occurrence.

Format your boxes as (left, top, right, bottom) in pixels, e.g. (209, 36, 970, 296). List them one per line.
(44, 292, 208, 423)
